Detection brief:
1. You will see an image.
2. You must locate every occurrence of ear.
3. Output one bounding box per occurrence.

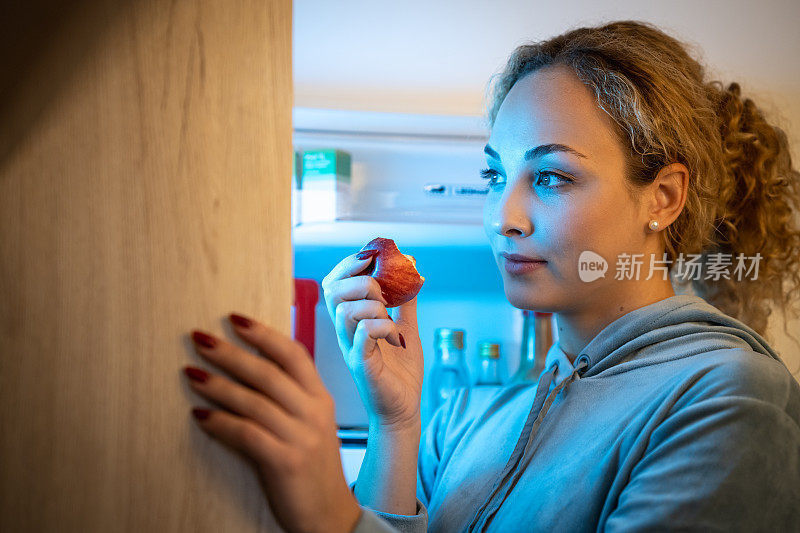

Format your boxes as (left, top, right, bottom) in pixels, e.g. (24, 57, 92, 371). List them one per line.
(645, 162, 689, 230)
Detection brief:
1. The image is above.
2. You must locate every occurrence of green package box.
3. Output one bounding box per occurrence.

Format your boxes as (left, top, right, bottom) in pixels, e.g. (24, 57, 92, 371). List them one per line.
(301, 149, 351, 183)
(300, 149, 352, 222)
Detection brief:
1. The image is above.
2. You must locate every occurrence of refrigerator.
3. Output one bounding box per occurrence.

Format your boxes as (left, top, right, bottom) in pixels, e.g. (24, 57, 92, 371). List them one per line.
(291, 107, 556, 483)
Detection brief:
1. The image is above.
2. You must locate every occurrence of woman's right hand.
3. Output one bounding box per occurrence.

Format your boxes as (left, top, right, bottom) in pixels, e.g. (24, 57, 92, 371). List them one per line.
(321, 250, 424, 431)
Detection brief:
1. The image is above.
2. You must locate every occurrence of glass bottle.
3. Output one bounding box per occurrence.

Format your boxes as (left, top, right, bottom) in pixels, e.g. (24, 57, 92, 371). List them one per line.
(426, 328, 470, 418)
(475, 342, 505, 386)
(510, 311, 553, 383)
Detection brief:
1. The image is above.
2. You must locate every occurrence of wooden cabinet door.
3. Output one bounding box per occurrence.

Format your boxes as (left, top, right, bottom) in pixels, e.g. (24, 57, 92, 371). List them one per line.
(0, 1, 292, 531)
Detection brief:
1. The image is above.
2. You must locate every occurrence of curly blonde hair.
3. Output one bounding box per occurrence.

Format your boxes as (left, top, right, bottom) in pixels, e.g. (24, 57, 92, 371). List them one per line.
(487, 20, 800, 369)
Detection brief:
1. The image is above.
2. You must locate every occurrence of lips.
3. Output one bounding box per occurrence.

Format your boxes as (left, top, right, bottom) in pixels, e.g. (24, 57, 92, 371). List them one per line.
(503, 256, 547, 275)
(501, 252, 547, 263)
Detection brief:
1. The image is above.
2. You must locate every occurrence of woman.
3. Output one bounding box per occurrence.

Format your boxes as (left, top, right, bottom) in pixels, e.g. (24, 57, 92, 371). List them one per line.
(182, 20, 800, 532)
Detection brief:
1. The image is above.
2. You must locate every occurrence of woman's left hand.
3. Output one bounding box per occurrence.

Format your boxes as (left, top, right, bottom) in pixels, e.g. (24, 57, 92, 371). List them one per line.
(183, 312, 362, 533)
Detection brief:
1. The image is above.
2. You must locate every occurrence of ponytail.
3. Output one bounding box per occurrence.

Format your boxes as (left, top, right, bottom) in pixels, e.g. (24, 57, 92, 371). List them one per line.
(690, 81, 800, 349)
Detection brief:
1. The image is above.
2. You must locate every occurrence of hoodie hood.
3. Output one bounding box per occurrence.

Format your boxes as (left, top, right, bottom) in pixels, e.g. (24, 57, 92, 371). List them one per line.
(575, 294, 784, 378)
(463, 294, 790, 531)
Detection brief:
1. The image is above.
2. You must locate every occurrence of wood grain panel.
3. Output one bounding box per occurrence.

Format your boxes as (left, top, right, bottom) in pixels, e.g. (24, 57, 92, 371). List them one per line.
(0, 1, 292, 531)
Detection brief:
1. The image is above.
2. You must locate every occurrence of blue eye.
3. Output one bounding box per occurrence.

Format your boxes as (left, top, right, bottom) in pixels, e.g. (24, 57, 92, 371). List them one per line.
(480, 168, 501, 186)
(479, 169, 572, 189)
(534, 171, 569, 187)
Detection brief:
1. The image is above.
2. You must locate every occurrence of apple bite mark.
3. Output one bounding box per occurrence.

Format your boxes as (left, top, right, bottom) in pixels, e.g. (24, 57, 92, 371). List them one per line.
(358, 237, 425, 308)
(403, 254, 426, 283)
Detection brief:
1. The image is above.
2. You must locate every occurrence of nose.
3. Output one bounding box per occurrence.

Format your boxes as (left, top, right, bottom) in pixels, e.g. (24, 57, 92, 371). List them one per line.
(489, 182, 533, 238)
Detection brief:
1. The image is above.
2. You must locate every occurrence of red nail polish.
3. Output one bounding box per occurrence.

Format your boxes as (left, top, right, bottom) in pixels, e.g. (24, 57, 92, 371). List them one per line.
(399, 333, 406, 349)
(192, 407, 211, 420)
(356, 249, 379, 260)
(184, 366, 209, 383)
(191, 330, 217, 349)
(229, 313, 253, 328)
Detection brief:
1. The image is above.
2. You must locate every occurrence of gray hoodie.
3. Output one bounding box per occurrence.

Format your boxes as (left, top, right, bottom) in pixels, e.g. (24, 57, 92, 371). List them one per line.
(352, 294, 800, 532)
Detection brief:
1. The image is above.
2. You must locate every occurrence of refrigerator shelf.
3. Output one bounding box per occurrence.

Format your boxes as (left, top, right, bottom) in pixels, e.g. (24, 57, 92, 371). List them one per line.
(292, 219, 490, 249)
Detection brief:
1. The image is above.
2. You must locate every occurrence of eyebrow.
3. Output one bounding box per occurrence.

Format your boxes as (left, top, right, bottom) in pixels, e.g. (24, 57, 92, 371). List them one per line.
(483, 143, 588, 161)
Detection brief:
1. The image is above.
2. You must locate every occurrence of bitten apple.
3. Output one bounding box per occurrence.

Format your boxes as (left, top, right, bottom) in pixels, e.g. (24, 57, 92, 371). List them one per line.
(359, 237, 425, 308)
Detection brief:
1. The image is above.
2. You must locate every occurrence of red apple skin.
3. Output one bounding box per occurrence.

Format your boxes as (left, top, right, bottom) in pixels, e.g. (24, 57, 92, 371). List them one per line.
(359, 237, 424, 308)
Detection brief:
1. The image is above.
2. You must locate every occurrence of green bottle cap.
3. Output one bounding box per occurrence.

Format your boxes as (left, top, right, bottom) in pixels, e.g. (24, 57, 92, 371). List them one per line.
(478, 342, 501, 359)
(434, 328, 464, 350)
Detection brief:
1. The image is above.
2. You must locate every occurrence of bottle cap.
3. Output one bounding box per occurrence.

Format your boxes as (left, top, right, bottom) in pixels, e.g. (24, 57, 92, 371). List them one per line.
(434, 328, 464, 350)
(478, 342, 500, 359)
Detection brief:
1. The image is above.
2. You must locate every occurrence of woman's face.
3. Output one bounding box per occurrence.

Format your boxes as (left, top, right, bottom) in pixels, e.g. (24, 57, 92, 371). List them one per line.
(483, 64, 648, 313)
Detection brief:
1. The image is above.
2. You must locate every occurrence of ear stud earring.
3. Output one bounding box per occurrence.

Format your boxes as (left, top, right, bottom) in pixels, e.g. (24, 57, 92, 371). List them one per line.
(648, 220, 660, 232)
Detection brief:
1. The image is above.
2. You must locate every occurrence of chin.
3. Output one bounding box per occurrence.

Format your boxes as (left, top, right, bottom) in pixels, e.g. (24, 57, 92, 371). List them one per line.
(503, 283, 560, 313)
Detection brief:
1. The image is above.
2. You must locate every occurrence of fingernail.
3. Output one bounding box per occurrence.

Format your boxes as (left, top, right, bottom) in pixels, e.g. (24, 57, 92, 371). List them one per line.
(229, 313, 253, 328)
(399, 333, 406, 349)
(192, 407, 211, 420)
(191, 330, 217, 349)
(184, 366, 209, 383)
(356, 249, 379, 260)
